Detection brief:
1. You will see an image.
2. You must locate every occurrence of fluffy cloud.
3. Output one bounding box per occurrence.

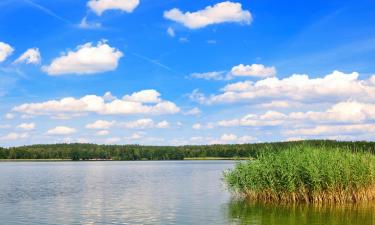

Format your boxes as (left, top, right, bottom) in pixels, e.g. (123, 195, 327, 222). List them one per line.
(86, 120, 115, 129)
(17, 122, 36, 130)
(120, 118, 170, 129)
(46, 126, 76, 135)
(13, 90, 180, 116)
(213, 133, 255, 144)
(123, 89, 161, 103)
(288, 101, 375, 123)
(216, 101, 375, 128)
(164, 1, 252, 29)
(96, 130, 109, 136)
(0, 42, 14, 62)
(42, 41, 123, 75)
(88, 0, 140, 15)
(218, 111, 287, 127)
(14, 48, 41, 64)
(193, 71, 375, 104)
(230, 64, 276, 78)
(0, 132, 29, 141)
(285, 124, 375, 136)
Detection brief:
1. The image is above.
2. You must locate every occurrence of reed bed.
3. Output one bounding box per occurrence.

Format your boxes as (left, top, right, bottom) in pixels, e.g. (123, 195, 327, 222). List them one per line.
(224, 145, 375, 204)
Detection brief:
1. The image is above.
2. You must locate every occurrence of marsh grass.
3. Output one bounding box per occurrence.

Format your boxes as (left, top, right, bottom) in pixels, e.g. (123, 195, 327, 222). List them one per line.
(224, 145, 375, 204)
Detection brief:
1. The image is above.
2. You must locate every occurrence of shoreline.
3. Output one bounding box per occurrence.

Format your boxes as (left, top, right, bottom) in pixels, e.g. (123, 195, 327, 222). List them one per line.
(0, 157, 250, 162)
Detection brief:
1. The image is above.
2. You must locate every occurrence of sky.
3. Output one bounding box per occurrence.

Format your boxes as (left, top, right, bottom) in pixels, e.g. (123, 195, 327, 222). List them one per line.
(1, 0, 375, 147)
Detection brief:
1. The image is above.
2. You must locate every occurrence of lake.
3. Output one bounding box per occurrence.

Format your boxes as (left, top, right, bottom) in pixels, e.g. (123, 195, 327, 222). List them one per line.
(0, 161, 374, 225)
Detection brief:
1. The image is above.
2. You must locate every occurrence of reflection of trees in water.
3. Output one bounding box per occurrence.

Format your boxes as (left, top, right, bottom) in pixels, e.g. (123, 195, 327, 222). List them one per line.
(224, 199, 375, 225)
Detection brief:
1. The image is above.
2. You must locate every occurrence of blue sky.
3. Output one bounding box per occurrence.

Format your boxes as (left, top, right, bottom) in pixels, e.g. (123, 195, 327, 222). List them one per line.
(1, 0, 375, 146)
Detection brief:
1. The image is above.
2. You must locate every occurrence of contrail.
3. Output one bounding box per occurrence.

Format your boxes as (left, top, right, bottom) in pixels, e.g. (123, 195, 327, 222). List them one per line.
(23, 0, 70, 24)
(130, 52, 174, 73)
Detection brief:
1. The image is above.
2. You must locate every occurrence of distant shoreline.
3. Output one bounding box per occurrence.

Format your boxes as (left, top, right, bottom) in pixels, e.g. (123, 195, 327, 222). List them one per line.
(0, 157, 250, 162)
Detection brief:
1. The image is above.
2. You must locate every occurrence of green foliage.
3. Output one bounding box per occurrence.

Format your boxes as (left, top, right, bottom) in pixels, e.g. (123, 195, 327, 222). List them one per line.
(224, 144, 375, 203)
(1, 140, 375, 161)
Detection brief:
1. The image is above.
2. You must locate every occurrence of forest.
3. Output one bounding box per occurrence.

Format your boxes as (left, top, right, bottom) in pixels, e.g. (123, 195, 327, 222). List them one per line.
(1, 140, 375, 161)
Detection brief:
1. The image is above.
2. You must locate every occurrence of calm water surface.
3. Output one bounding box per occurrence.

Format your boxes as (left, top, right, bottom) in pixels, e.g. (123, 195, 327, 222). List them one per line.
(0, 161, 374, 225)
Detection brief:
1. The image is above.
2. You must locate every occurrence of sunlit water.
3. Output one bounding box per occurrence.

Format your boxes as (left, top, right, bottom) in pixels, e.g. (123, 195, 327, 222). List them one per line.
(0, 161, 374, 225)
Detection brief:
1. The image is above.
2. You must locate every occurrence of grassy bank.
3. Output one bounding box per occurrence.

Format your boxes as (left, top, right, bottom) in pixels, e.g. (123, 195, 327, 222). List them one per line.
(224, 145, 375, 204)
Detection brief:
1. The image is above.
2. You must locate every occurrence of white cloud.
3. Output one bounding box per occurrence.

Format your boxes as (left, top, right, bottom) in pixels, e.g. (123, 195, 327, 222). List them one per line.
(78, 17, 102, 29)
(124, 132, 145, 140)
(88, 0, 140, 15)
(96, 130, 109, 136)
(230, 64, 276, 78)
(13, 91, 180, 116)
(14, 48, 41, 65)
(167, 27, 175, 37)
(120, 118, 170, 129)
(210, 133, 255, 144)
(17, 122, 36, 130)
(86, 120, 115, 129)
(46, 126, 76, 135)
(5, 113, 15, 119)
(218, 111, 287, 127)
(260, 101, 301, 109)
(194, 71, 375, 104)
(0, 132, 29, 141)
(0, 42, 14, 62)
(184, 107, 201, 116)
(285, 124, 375, 136)
(288, 101, 375, 123)
(42, 41, 123, 75)
(190, 71, 227, 80)
(164, 1, 252, 29)
(103, 91, 116, 101)
(123, 89, 161, 103)
(156, 120, 169, 128)
(192, 122, 214, 130)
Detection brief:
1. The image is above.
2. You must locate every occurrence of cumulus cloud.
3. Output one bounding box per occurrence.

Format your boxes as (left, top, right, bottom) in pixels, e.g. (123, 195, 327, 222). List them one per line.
(0, 42, 14, 62)
(164, 1, 252, 29)
(86, 120, 115, 129)
(42, 41, 123, 75)
(230, 64, 276, 78)
(46, 126, 76, 135)
(96, 130, 109, 136)
(216, 101, 375, 129)
(218, 111, 287, 127)
(88, 0, 140, 15)
(193, 71, 375, 104)
(260, 101, 301, 109)
(119, 118, 170, 129)
(285, 124, 375, 136)
(17, 122, 36, 130)
(14, 48, 41, 65)
(123, 89, 161, 103)
(0, 132, 29, 141)
(213, 133, 255, 144)
(13, 90, 180, 116)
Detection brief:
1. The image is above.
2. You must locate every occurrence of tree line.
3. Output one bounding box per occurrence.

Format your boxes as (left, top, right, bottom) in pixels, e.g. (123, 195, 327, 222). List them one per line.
(0, 140, 374, 161)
